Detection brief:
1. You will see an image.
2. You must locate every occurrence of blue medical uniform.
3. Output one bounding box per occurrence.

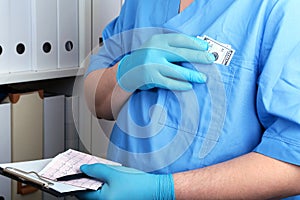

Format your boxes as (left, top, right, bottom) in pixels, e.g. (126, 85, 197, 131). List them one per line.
(87, 0, 300, 197)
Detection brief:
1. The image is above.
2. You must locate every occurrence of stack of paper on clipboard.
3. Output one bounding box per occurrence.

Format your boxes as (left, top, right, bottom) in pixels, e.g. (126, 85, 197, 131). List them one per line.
(0, 149, 121, 197)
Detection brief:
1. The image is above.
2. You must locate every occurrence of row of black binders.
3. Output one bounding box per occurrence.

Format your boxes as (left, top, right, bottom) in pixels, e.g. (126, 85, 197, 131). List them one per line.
(0, 90, 80, 200)
(0, 0, 79, 74)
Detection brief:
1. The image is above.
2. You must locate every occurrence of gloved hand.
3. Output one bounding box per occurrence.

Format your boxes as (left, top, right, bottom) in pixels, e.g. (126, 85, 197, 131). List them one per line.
(77, 163, 175, 200)
(116, 33, 216, 92)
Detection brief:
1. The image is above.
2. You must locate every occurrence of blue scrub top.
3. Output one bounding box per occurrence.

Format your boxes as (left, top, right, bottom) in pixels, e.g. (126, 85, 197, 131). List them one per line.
(87, 0, 300, 197)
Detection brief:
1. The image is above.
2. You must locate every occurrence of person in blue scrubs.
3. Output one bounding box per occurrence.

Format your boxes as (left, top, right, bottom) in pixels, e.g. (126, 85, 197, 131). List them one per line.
(81, 0, 300, 199)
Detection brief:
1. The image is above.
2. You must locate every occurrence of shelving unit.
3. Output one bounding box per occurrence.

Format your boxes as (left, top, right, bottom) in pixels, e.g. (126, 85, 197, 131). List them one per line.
(0, 67, 85, 85)
(0, 1, 122, 199)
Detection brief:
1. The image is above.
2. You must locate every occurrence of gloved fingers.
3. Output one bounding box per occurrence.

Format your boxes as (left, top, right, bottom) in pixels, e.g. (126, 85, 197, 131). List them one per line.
(161, 63, 207, 84)
(139, 79, 193, 91)
(158, 78, 194, 91)
(167, 47, 216, 64)
(80, 163, 117, 183)
(167, 33, 209, 51)
(139, 33, 215, 63)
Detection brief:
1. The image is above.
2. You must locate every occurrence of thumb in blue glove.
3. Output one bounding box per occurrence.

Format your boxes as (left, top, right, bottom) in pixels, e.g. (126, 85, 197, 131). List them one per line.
(77, 163, 175, 200)
(116, 33, 216, 92)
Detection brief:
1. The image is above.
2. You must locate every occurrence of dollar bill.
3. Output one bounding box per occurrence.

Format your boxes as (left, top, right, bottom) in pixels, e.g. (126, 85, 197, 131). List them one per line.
(197, 35, 235, 66)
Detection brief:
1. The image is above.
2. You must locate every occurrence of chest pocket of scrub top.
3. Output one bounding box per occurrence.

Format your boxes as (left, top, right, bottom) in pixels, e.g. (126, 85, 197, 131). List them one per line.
(158, 62, 235, 142)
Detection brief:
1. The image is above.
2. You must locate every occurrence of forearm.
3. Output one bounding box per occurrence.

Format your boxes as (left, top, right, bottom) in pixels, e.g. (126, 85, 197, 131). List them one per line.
(84, 64, 132, 120)
(174, 152, 300, 199)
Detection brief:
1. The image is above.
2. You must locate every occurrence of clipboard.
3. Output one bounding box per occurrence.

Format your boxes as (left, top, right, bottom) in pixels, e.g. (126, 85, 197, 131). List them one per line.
(0, 159, 89, 197)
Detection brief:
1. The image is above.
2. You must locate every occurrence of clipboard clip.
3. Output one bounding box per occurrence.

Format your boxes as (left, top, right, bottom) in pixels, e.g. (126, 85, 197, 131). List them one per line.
(4, 167, 54, 189)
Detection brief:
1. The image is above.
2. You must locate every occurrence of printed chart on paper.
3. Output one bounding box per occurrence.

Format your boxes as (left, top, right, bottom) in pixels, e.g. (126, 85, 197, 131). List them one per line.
(39, 149, 121, 190)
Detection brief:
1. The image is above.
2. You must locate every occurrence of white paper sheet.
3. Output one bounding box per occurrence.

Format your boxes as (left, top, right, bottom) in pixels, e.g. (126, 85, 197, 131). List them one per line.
(39, 149, 121, 190)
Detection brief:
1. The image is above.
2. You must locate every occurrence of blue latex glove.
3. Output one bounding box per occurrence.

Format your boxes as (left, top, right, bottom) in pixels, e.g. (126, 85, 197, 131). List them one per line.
(116, 33, 216, 92)
(77, 163, 175, 200)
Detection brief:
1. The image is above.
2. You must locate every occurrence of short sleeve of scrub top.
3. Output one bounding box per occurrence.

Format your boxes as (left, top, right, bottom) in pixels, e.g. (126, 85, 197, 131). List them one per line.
(253, 0, 300, 165)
